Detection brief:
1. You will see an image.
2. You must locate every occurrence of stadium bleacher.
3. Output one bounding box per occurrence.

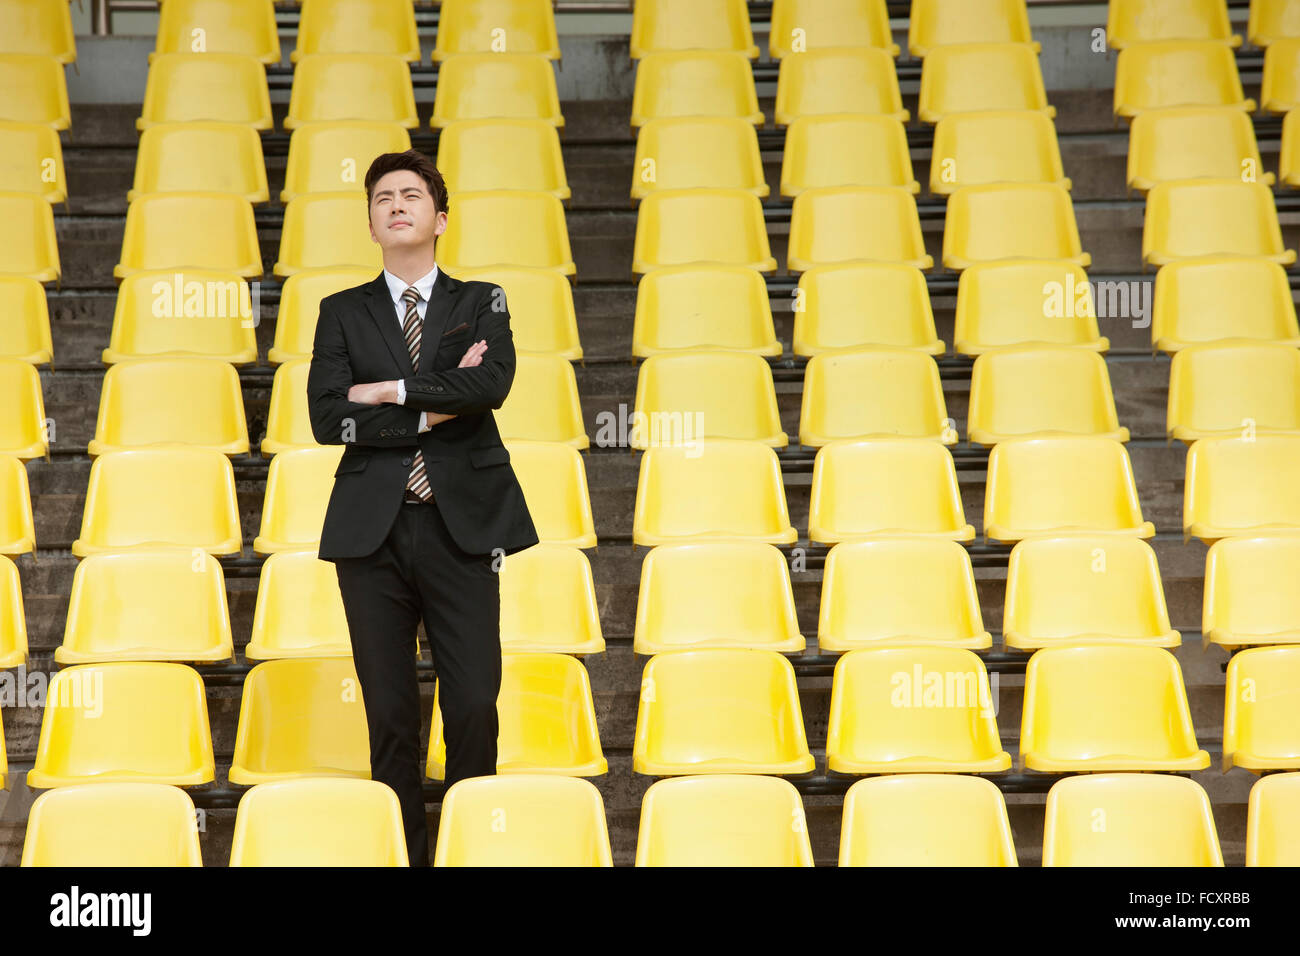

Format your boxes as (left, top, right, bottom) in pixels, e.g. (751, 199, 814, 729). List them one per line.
(4, 0, 1300, 869)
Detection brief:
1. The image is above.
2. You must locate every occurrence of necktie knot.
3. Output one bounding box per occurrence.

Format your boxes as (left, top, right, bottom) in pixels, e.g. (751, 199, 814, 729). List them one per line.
(401, 286, 421, 309)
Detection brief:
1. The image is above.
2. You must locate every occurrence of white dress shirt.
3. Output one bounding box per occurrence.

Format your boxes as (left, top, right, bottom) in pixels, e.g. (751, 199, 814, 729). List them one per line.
(383, 263, 439, 433)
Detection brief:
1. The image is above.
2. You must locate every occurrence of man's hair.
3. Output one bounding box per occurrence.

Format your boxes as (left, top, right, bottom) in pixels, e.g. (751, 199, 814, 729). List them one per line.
(364, 149, 450, 217)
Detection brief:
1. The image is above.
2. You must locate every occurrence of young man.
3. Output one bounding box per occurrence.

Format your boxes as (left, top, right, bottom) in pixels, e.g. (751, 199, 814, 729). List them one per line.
(306, 150, 539, 866)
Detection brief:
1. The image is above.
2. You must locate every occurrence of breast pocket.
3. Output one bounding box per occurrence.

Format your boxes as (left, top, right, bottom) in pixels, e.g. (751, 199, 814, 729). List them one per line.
(469, 445, 511, 468)
(334, 453, 371, 477)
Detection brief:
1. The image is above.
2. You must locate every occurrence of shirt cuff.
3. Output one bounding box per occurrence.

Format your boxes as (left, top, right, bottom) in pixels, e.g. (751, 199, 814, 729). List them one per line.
(418, 411, 430, 433)
(396, 379, 406, 404)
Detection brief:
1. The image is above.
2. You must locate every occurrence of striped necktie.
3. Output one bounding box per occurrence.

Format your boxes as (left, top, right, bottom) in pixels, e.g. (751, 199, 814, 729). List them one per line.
(400, 285, 433, 502)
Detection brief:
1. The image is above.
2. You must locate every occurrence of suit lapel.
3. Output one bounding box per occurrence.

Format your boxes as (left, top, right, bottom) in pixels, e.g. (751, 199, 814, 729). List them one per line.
(362, 267, 462, 377)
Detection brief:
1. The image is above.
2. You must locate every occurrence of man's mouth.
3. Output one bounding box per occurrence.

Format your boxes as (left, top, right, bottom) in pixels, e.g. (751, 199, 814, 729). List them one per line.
(390, 221, 411, 230)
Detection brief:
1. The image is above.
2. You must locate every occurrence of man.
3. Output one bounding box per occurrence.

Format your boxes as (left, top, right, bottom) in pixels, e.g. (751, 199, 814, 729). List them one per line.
(306, 149, 539, 866)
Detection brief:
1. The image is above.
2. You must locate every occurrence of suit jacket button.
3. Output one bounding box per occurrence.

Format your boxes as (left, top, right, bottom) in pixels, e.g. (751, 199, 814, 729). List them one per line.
(402, 456, 412, 466)
(435, 385, 444, 392)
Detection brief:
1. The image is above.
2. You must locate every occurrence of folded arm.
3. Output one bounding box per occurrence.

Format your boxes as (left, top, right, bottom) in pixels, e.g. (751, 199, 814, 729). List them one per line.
(398, 283, 516, 416)
(306, 296, 426, 448)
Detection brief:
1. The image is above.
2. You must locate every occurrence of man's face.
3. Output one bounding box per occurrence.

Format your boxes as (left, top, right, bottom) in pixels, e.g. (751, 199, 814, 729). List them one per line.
(368, 169, 447, 252)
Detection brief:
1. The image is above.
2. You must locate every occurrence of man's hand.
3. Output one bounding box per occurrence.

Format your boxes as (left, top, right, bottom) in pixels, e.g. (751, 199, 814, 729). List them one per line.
(347, 341, 487, 406)
(346, 381, 400, 405)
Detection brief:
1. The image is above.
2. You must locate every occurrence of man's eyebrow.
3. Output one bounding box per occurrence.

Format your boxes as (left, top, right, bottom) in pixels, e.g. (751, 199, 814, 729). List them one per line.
(373, 185, 427, 198)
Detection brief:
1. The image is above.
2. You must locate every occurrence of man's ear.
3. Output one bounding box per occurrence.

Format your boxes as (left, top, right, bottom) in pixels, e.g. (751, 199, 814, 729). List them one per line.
(433, 210, 448, 238)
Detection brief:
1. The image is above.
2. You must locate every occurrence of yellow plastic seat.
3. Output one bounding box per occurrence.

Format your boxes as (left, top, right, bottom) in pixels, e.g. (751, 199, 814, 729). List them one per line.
(274, 193, 383, 276)
(434, 775, 611, 867)
(788, 186, 932, 272)
(1128, 107, 1270, 194)
(1281, 108, 1300, 187)
(285, 53, 418, 129)
(0, 191, 59, 282)
(1020, 646, 1209, 772)
(0, 121, 66, 203)
(909, 0, 1036, 57)
(137, 53, 271, 130)
(0, 358, 46, 459)
(781, 114, 917, 198)
(632, 440, 797, 546)
(984, 437, 1154, 542)
(500, 544, 604, 655)
(89, 357, 249, 456)
(128, 122, 268, 204)
(943, 183, 1088, 270)
(967, 346, 1127, 445)
(106, 270, 259, 363)
(792, 262, 944, 356)
(0, 0, 76, 63)
(0, 456, 34, 556)
(59, 548, 233, 664)
(769, 0, 897, 59)
(456, 265, 582, 359)
(1153, 256, 1300, 352)
(808, 439, 974, 544)
(633, 542, 804, 654)
(930, 110, 1069, 196)
(281, 121, 411, 203)
(1251, 0, 1300, 47)
(1204, 535, 1300, 649)
(839, 774, 1017, 866)
(262, 358, 320, 455)
(1114, 41, 1254, 118)
(22, 783, 202, 866)
(494, 353, 588, 448)
(269, 267, 374, 362)
(1246, 772, 1300, 866)
(246, 550, 352, 659)
(635, 775, 813, 866)
(630, 51, 762, 127)
(1224, 645, 1300, 772)
(154, 0, 278, 63)
(918, 43, 1051, 124)
(253, 445, 346, 554)
(432, 0, 560, 62)
(817, 538, 991, 652)
(230, 778, 408, 866)
(1168, 343, 1300, 443)
(504, 441, 597, 548)
(1043, 774, 1222, 866)
(633, 351, 786, 449)
(0, 277, 52, 363)
(117, 192, 262, 279)
(430, 52, 562, 128)
(632, 117, 766, 199)
(27, 662, 216, 788)
(633, 648, 814, 775)
(630, 0, 757, 59)
(1108, 0, 1240, 48)
(954, 260, 1106, 355)
(73, 448, 242, 557)
(1003, 536, 1178, 650)
(773, 48, 907, 126)
(438, 190, 574, 275)
(1184, 435, 1300, 542)
(438, 118, 569, 199)
(293, 0, 419, 62)
(0, 54, 69, 129)
(427, 652, 607, 779)
(827, 647, 1010, 774)
(0, 554, 27, 668)
(1263, 37, 1300, 112)
(800, 348, 952, 447)
(632, 188, 775, 273)
(229, 657, 370, 784)
(631, 263, 780, 356)
(1144, 179, 1295, 266)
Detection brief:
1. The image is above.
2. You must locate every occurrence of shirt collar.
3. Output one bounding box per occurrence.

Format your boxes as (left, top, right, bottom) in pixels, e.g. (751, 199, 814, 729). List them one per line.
(383, 263, 439, 307)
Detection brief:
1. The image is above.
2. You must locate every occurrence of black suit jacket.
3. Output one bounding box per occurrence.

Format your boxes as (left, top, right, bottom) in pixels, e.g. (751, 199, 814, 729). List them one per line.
(306, 268, 539, 561)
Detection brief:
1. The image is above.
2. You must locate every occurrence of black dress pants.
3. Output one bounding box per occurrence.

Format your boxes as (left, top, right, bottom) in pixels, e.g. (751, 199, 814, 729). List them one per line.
(333, 495, 502, 867)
